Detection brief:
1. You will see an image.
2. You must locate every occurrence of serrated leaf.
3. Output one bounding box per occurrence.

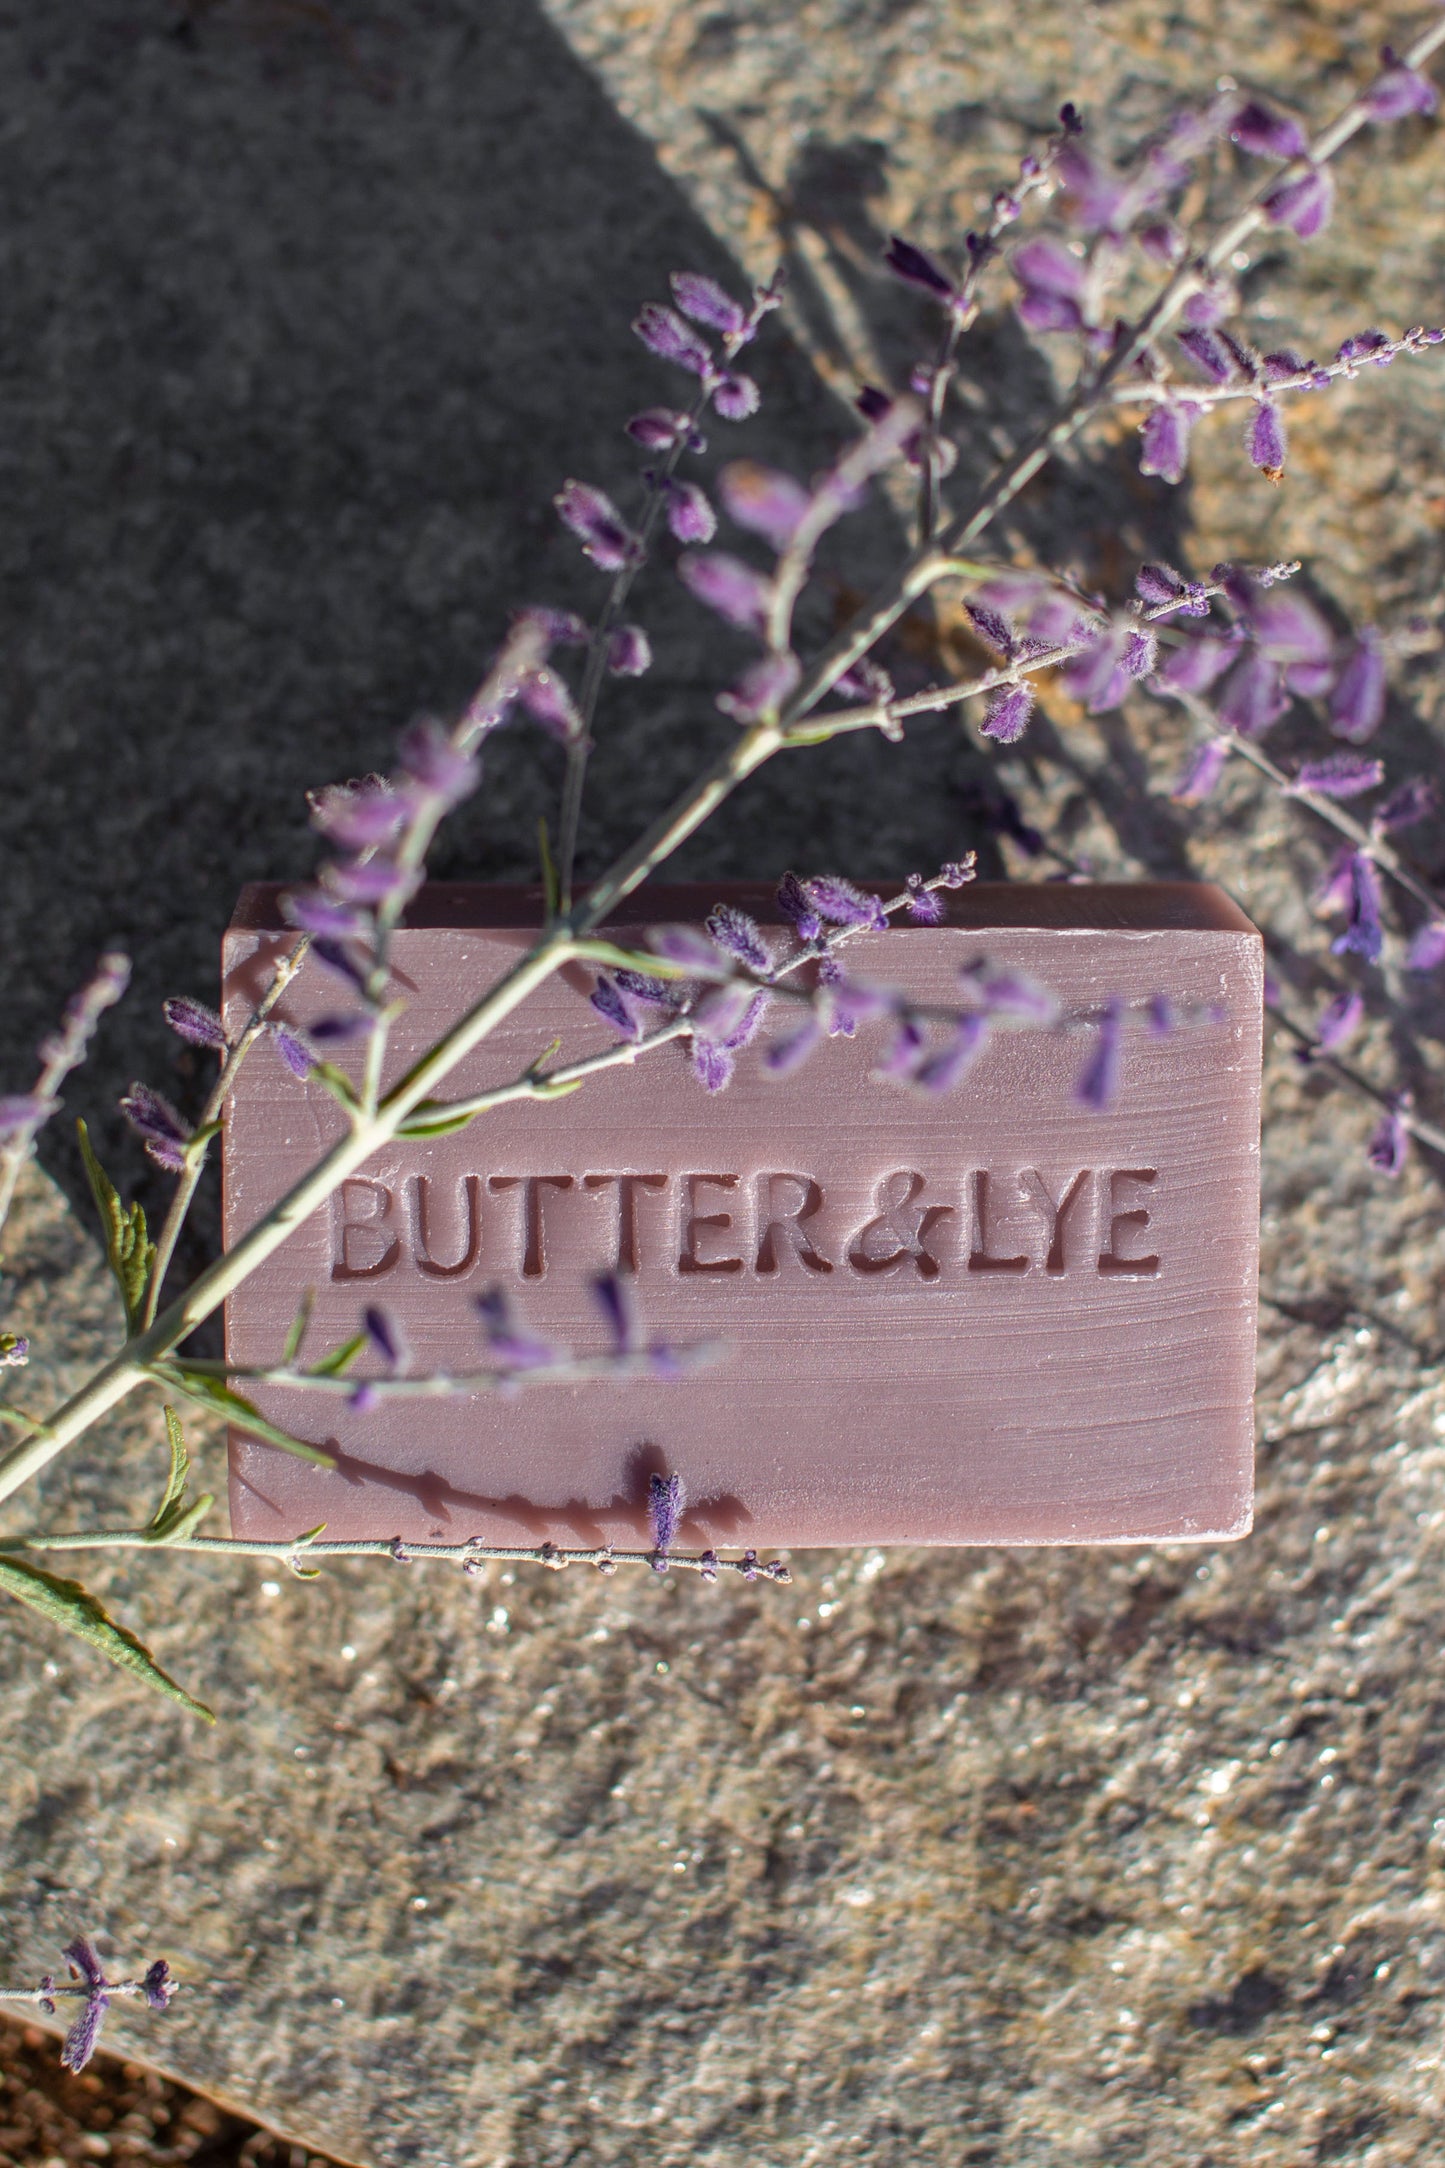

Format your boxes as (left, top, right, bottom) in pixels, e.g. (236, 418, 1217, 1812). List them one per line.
(150, 1492, 215, 1544)
(77, 1120, 156, 1333)
(281, 1288, 317, 1366)
(538, 816, 561, 920)
(154, 1406, 190, 1524)
(0, 1555, 215, 1721)
(159, 1371, 335, 1468)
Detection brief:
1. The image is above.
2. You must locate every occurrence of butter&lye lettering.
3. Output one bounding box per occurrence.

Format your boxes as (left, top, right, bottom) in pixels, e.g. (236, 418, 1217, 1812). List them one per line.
(221, 881, 1263, 1551)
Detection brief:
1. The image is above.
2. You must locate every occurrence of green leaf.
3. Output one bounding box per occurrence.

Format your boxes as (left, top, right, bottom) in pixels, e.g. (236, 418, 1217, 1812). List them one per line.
(310, 1332, 365, 1378)
(309, 1061, 362, 1112)
(281, 1288, 317, 1366)
(395, 1104, 486, 1140)
(538, 816, 561, 920)
(143, 1406, 215, 1544)
(0, 1554, 215, 1722)
(575, 939, 694, 981)
(77, 1119, 156, 1333)
(159, 1371, 336, 1469)
(531, 1077, 586, 1099)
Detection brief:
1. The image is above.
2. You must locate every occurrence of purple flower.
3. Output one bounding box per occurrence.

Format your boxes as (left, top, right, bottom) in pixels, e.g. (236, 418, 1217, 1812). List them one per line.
(1064, 624, 1131, 713)
(805, 876, 887, 931)
(395, 718, 480, 806)
(648, 1470, 686, 1558)
(647, 922, 724, 970)
(764, 1014, 824, 1076)
(1374, 777, 1435, 833)
(1218, 650, 1286, 738)
(834, 655, 895, 706)
(671, 270, 746, 337)
(1012, 237, 1088, 334)
(1055, 142, 1129, 232)
(1247, 401, 1287, 477)
(362, 1305, 405, 1371)
(1289, 754, 1385, 800)
(1365, 50, 1438, 121)
(519, 667, 582, 744)
(1180, 276, 1235, 329)
(1336, 330, 1394, 369)
(1367, 1105, 1409, 1177)
(826, 980, 890, 1038)
(633, 302, 713, 376)
(1230, 99, 1307, 158)
(613, 969, 675, 1012)
(884, 234, 957, 300)
(719, 461, 811, 550)
(270, 1025, 314, 1079)
(119, 1083, 192, 1172)
(59, 1939, 110, 2075)
(282, 889, 371, 941)
(591, 974, 642, 1042)
(1330, 629, 1387, 743)
(962, 962, 1060, 1024)
(1315, 988, 1365, 1052)
(694, 982, 770, 1051)
(323, 858, 421, 908)
(162, 999, 227, 1059)
(662, 478, 717, 544)
(914, 1013, 990, 1093)
(626, 407, 693, 450)
(1156, 628, 1243, 694)
(1139, 402, 1196, 485)
(142, 1960, 174, 2012)
(607, 624, 652, 677)
(476, 1287, 554, 1370)
(1247, 587, 1333, 674)
(874, 1016, 927, 1081)
(776, 870, 823, 943)
(1406, 920, 1445, 972)
(966, 600, 1016, 658)
(554, 479, 639, 571)
(717, 651, 801, 722)
(1172, 737, 1231, 802)
(309, 1014, 374, 1045)
(593, 1270, 637, 1355)
(1075, 1000, 1123, 1110)
(706, 903, 772, 974)
(904, 876, 943, 924)
(309, 777, 408, 851)
(1123, 628, 1158, 679)
(712, 373, 760, 421)
(1177, 326, 1237, 383)
(980, 683, 1035, 744)
(1263, 162, 1335, 238)
(692, 1038, 735, 1092)
(1329, 851, 1384, 963)
(677, 550, 772, 631)
(517, 604, 589, 645)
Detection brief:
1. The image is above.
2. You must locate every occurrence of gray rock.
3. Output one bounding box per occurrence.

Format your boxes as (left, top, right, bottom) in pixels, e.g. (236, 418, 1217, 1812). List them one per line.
(3, 1, 1445, 2164)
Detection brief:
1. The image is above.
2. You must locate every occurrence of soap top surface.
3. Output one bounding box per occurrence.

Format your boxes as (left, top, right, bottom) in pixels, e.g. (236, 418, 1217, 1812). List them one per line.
(222, 881, 1263, 1551)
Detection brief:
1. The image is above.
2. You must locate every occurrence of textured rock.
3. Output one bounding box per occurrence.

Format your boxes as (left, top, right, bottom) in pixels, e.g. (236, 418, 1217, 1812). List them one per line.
(2, 1, 1445, 2165)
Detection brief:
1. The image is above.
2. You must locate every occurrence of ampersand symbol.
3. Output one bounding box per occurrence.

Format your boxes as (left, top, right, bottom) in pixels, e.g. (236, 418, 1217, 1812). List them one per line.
(846, 1170, 953, 1280)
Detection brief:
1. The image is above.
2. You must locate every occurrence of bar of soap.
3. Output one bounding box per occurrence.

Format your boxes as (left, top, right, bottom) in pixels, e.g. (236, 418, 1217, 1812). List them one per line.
(222, 881, 1262, 1550)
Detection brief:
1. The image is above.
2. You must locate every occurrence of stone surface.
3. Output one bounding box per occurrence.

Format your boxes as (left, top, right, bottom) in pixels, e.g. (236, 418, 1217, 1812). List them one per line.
(2, 1, 1445, 2165)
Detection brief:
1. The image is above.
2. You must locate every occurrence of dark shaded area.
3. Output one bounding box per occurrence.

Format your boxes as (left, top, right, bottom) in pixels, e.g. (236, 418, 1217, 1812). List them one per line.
(1187, 1966, 1286, 2034)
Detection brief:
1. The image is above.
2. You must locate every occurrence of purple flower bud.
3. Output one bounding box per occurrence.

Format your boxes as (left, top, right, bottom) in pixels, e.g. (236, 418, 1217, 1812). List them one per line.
(805, 876, 887, 931)
(1336, 329, 1394, 369)
(719, 461, 811, 550)
(311, 939, 370, 991)
(1135, 562, 1185, 608)
(647, 922, 724, 970)
(1406, 919, 1445, 972)
(764, 1014, 824, 1076)
(717, 651, 801, 723)
(1012, 236, 1089, 332)
(1064, 625, 1131, 713)
(633, 302, 713, 376)
(1171, 737, 1231, 802)
(914, 1013, 990, 1093)
(1329, 851, 1384, 963)
(1374, 776, 1435, 833)
(678, 550, 772, 631)
(961, 962, 1060, 1024)
(648, 1469, 685, 1556)
(1263, 162, 1334, 238)
(1367, 1105, 1409, 1176)
(1330, 629, 1387, 743)
(396, 717, 479, 805)
(1261, 348, 1309, 384)
(1177, 326, 1236, 383)
(518, 667, 582, 744)
(662, 478, 717, 544)
(1075, 999, 1123, 1110)
(1123, 628, 1158, 678)
(874, 1016, 927, 1081)
(476, 1287, 555, 1371)
(1016, 288, 1087, 335)
(904, 877, 943, 925)
(884, 235, 957, 299)
(119, 1082, 192, 1170)
(162, 996, 228, 1051)
(711, 372, 760, 421)
(706, 903, 772, 974)
(363, 1305, 405, 1371)
(826, 980, 890, 1038)
(554, 480, 639, 573)
(1289, 754, 1385, 800)
(692, 981, 761, 1046)
(309, 776, 408, 851)
(1315, 989, 1365, 1052)
(1156, 628, 1242, 694)
(593, 1270, 637, 1355)
(281, 888, 371, 941)
(1230, 99, 1307, 158)
(692, 1038, 735, 1092)
(776, 870, 823, 943)
(1180, 276, 1235, 328)
(323, 858, 422, 908)
(270, 1025, 314, 1079)
(142, 1961, 174, 2012)
(855, 384, 893, 425)
(309, 1014, 374, 1045)
(1056, 143, 1129, 232)
(61, 1995, 109, 2075)
(834, 655, 895, 706)
(1218, 650, 1286, 738)
(590, 975, 642, 1042)
(607, 624, 652, 677)
(625, 407, 692, 449)
(1247, 401, 1287, 477)
(966, 600, 1016, 658)
(1139, 219, 1184, 265)
(1248, 587, 1332, 667)
(980, 683, 1035, 744)
(1138, 402, 1195, 485)
(1365, 51, 1439, 121)
(671, 271, 746, 337)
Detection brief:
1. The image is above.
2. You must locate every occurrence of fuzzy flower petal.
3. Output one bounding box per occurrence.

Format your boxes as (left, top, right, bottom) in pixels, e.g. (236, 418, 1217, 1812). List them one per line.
(670, 271, 746, 337)
(554, 480, 638, 571)
(719, 462, 811, 550)
(678, 550, 772, 631)
(1330, 629, 1387, 743)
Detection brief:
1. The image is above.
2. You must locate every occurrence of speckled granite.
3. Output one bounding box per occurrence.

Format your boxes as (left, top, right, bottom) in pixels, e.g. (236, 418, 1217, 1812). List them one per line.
(3, 1, 1445, 2163)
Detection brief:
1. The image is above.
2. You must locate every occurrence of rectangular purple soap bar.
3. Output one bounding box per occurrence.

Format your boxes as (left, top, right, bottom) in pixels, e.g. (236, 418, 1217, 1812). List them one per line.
(222, 882, 1262, 1550)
